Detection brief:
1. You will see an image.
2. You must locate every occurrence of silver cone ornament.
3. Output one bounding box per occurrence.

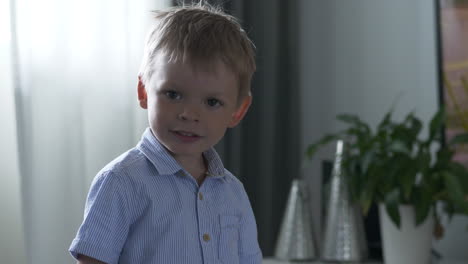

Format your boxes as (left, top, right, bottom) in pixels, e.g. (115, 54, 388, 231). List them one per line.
(274, 179, 317, 261)
(321, 140, 368, 261)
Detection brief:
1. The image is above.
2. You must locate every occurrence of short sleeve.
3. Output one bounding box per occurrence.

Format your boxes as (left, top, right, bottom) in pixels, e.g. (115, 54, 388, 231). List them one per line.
(69, 170, 132, 264)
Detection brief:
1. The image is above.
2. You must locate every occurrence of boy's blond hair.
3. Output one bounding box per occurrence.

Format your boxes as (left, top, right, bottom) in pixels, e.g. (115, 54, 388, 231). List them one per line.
(139, 3, 256, 100)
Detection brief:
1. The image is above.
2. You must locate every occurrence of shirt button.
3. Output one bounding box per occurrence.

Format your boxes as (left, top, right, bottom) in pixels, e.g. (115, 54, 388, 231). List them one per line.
(202, 233, 211, 242)
(198, 192, 204, 200)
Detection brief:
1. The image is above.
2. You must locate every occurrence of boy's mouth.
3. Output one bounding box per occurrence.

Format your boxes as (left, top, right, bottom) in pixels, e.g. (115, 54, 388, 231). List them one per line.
(175, 131, 198, 137)
(171, 130, 202, 142)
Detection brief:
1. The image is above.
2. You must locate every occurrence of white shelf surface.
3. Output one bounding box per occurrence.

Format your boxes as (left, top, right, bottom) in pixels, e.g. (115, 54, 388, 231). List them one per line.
(263, 257, 465, 264)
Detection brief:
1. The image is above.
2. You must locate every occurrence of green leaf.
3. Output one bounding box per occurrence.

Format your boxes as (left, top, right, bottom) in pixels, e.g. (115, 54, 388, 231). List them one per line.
(417, 149, 431, 174)
(385, 189, 401, 228)
(305, 133, 341, 158)
(377, 111, 393, 131)
(346, 157, 364, 201)
(359, 163, 382, 215)
(429, 108, 445, 141)
(360, 150, 374, 174)
(409, 115, 423, 138)
(337, 114, 371, 134)
(413, 187, 432, 226)
(447, 163, 468, 214)
(388, 140, 411, 154)
(360, 189, 373, 216)
(336, 114, 363, 125)
(390, 122, 417, 150)
(379, 160, 399, 195)
(449, 133, 468, 146)
(443, 172, 468, 212)
(400, 170, 416, 202)
(389, 154, 415, 201)
(402, 112, 423, 142)
(448, 163, 468, 193)
(415, 204, 431, 226)
(436, 148, 454, 167)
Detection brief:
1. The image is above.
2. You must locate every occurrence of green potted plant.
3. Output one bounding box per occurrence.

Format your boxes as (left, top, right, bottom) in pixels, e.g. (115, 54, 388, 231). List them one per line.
(306, 108, 468, 264)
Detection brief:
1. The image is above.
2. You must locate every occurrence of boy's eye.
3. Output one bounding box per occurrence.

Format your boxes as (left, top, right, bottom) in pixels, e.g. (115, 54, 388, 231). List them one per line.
(206, 98, 223, 107)
(165, 91, 181, 100)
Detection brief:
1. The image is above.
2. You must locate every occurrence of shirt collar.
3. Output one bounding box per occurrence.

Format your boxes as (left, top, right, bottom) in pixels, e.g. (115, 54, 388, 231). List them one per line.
(136, 128, 226, 178)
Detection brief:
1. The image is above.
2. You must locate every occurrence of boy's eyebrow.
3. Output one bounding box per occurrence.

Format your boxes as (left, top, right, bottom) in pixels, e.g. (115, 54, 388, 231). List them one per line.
(158, 80, 181, 90)
(159, 80, 227, 96)
(204, 90, 227, 98)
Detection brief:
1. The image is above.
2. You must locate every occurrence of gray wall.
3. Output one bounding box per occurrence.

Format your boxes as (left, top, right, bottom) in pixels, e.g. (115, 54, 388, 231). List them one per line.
(299, 0, 467, 260)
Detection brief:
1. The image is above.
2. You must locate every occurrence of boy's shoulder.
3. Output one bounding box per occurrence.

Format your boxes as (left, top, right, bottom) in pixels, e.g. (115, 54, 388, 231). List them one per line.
(99, 147, 146, 175)
(92, 147, 153, 187)
(222, 168, 242, 185)
(221, 168, 249, 194)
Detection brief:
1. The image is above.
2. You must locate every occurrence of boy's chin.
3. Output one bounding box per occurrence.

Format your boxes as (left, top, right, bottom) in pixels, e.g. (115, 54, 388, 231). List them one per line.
(163, 144, 207, 157)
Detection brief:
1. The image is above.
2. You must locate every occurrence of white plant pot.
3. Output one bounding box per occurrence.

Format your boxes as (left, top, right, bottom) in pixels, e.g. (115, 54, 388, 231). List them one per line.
(379, 204, 434, 264)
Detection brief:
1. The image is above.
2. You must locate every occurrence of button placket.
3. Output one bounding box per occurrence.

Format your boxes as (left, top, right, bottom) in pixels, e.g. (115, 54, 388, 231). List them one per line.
(197, 188, 217, 262)
(202, 233, 211, 242)
(198, 190, 208, 242)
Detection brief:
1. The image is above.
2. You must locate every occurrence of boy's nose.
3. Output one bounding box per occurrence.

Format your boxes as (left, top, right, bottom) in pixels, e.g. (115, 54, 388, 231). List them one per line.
(178, 106, 200, 122)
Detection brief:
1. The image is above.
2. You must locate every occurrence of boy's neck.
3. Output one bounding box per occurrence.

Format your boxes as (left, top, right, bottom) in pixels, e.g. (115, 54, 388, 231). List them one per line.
(173, 153, 208, 186)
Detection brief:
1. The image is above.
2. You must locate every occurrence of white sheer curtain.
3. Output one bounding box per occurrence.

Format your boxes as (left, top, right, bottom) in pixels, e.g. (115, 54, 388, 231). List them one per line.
(0, 0, 26, 263)
(2, 0, 169, 263)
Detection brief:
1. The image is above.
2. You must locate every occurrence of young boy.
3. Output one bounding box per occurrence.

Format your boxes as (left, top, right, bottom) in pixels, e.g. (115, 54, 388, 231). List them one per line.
(69, 3, 262, 264)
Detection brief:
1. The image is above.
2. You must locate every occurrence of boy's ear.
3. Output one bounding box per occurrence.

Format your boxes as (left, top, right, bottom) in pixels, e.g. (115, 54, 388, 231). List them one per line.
(137, 76, 148, 109)
(229, 95, 252, 128)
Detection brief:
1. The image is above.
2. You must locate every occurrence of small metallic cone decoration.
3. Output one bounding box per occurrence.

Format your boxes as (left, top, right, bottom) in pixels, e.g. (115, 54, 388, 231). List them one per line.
(321, 140, 368, 262)
(274, 179, 317, 261)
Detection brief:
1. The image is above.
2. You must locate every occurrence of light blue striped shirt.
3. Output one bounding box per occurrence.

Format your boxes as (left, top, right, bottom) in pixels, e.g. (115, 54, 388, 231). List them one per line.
(69, 128, 262, 264)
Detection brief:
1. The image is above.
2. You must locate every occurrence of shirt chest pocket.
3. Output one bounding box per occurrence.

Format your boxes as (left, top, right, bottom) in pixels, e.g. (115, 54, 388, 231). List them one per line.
(218, 214, 240, 264)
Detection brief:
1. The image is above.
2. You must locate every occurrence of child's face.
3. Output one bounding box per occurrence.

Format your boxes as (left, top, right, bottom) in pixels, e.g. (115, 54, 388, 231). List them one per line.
(138, 53, 251, 159)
